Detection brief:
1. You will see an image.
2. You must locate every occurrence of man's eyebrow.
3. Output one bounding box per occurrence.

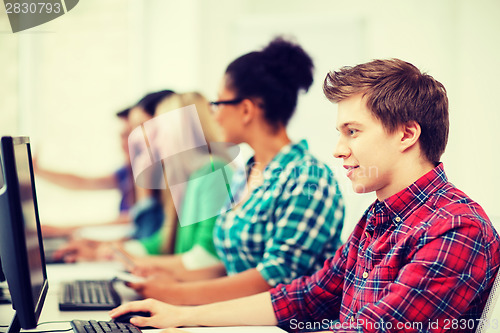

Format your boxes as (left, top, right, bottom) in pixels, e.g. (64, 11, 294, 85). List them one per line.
(336, 121, 363, 131)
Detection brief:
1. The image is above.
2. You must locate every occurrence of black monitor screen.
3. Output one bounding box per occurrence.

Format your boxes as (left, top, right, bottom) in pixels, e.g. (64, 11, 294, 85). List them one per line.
(0, 157, 4, 284)
(13, 143, 45, 305)
(0, 136, 48, 331)
(0, 259, 5, 283)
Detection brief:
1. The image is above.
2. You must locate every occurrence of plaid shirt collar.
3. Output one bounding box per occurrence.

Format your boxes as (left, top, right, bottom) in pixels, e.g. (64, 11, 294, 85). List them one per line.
(231, 139, 310, 205)
(368, 163, 448, 228)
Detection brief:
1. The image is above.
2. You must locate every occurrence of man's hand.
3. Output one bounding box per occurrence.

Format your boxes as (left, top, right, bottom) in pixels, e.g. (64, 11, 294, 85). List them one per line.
(111, 292, 277, 328)
(109, 298, 189, 328)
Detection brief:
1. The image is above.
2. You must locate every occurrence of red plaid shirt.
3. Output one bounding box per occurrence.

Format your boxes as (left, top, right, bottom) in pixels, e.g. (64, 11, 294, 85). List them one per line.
(271, 164, 500, 332)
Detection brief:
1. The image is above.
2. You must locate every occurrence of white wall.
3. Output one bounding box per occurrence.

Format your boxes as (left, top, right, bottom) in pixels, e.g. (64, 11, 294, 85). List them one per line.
(136, 0, 500, 236)
(1, 0, 499, 234)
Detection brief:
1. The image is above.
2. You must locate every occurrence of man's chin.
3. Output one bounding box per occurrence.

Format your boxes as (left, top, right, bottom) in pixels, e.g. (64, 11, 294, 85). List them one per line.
(352, 183, 369, 194)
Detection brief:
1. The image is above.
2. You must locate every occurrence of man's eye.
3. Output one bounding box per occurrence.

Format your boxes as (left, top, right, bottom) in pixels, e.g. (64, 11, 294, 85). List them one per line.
(348, 129, 358, 135)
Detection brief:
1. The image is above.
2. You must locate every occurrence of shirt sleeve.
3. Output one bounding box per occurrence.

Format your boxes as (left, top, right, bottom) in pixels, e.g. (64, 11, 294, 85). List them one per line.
(175, 216, 218, 256)
(181, 244, 221, 270)
(256, 169, 344, 287)
(340, 221, 491, 333)
(123, 239, 149, 256)
(273, 217, 494, 333)
(138, 230, 163, 255)
(176, 159, 232, 256)
(270, 243, 348, 331)
(190, 216, 218, 256)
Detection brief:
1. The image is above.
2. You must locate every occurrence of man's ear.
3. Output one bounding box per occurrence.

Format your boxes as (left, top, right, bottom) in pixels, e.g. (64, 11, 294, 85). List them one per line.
(399, 121, 421, 152)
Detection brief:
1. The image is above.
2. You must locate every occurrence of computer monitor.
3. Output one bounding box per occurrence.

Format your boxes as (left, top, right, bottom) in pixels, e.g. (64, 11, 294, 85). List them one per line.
(0, 165, 9, 302)
(0, 256, 11, 305)
(0, 156, 5, 284)
(0, 158, 7, 302)
(0, 256, 10, 304)
(0, 136, 48, 333)
(0, 257, 4, 283)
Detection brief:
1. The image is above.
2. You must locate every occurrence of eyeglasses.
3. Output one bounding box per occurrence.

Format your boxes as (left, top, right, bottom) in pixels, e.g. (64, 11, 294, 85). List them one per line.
(209, 98, 244, 112)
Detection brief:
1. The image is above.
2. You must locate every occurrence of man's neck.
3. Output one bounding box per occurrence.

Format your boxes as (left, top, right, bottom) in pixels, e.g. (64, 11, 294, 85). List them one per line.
(377, 158, 436, 201)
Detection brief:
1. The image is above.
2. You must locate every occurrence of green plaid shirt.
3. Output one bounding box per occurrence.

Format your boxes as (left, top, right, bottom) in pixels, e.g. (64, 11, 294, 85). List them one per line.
(214, 140, 344, 286)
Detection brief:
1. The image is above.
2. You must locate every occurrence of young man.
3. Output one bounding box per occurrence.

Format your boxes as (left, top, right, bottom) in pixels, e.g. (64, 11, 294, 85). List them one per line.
(109, 59, 500, 333)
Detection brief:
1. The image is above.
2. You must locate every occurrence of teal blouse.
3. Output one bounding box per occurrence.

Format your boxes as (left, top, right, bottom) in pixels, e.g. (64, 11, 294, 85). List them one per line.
(214, 140, 345, 286)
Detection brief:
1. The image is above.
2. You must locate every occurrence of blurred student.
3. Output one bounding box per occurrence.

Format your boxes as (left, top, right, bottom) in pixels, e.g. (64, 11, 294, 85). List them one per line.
(35, 107, 134, 238)
(37, 90, 175, 239)
(121, 91, 230, 278)
(124, 37, 344, 305)
(110, 59, 500, 333)
(53, 90, 228, 269)
(124, 90, 176, 240)
(52, 90, 175, 261)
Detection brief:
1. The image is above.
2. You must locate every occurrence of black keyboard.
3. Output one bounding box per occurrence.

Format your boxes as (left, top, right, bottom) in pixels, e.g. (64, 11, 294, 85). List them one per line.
(70, 320, 142, 333)
(60, 280, 121, 311)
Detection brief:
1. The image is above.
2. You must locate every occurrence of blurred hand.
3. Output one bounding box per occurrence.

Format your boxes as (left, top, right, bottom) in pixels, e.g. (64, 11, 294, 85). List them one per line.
(109, 243, 137, 271)
(31, 154, 39, 172)
(126, 273, 184, 304)
(109, 298, 188, 328)
(130, 264, 172, 277)
(41, 224, 77, 238)
(127, 255, 186, 279)
(53, 239, 96, 262)
(53, 239, 114, 263)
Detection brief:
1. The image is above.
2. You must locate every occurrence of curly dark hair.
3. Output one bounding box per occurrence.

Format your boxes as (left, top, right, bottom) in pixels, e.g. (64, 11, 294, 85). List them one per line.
(225, 37, 314, 128)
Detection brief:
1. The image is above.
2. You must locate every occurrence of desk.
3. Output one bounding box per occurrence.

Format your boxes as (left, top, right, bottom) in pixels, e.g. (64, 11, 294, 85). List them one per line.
(1, 263, 284, 333)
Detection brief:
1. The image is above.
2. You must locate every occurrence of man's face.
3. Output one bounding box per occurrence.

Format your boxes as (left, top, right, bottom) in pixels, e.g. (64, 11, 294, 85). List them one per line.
(334, 94, 402, 200)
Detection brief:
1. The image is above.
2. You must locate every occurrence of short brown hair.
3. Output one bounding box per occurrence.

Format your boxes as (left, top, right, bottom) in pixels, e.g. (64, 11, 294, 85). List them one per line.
(323, 58, 449, 164)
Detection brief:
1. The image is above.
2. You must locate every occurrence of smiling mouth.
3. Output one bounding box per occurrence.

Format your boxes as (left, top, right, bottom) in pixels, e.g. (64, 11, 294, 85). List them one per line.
(344, 165, 359, 177)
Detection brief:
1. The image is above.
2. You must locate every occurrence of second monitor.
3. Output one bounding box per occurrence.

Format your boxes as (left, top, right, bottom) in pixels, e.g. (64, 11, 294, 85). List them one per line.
(0, 136, 48, 333)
